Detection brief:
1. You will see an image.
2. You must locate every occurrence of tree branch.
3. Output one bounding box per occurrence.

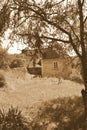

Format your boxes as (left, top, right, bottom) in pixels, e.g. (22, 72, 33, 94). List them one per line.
(78, 0, 85, 54)
(26, 5, 70, 37)
(69, 34, 82, 59)
(84, 16, 87, 24)
(40, 35, 70, 43)
(16, 15, 41, 27)
(81, 0, 85, 6)
(43, 18, 70, 36)
(64, 19, 80, 42)
(13, 0, 70, 37)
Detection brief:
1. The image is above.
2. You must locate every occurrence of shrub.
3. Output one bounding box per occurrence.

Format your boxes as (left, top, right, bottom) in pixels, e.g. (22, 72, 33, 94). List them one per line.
(0, 51, 8, 70)
(70, 76, 83, 84)
(10, 59, 23, 68)
(0, 74, 5, 87)
(0, 107, 29, 130)
(32, 97, 85, 130)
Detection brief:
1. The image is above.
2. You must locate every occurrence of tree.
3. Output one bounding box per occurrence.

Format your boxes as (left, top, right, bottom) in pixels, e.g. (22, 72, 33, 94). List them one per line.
(0, 0, 11, 54)
(0, 0, 10, 35)
(0, 1, 11, 69)
(10, 0, 87, 117)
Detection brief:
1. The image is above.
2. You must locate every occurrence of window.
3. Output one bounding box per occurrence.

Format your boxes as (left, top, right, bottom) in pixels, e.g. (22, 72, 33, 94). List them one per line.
(54, 62, 58, 69)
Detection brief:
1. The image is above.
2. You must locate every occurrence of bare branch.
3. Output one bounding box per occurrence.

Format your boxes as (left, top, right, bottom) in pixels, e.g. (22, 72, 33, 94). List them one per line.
(13, 0, 20, 6)
(30, 4, 46, 17)
(49, 0, 65, 6)
(84, 16, 87, 24)
(16, 0, 70, 36)
(43, 18, 70, 36)
(57, 0, 65, 4)
(78, 0, 85, 54)
(16, 15, 40, 27)
(69, 34, 82, 59)
(12, 0, 70, 37)
(40, 35, 70, 43)
(81, 0, 85, 6)
(64, 19, 80, 42)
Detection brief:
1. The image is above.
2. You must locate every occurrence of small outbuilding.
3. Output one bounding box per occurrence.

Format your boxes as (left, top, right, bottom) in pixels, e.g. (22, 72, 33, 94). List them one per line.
(27, 47, 71, 77)
(41, 48, 68, 77)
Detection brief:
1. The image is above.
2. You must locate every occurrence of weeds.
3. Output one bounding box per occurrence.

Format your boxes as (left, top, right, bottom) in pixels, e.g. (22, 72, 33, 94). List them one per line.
(70, 76, 83, 84)
(10, 59, 23, 68)
(0, 107, 29, 130)
(0, 74, 5, 87)
(32, 97, 85, 130)
(0, 98, 86, 130)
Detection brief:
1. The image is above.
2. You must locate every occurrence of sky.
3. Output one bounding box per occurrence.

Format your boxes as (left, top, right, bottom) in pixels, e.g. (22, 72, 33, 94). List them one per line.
(2, 29, 27, 54)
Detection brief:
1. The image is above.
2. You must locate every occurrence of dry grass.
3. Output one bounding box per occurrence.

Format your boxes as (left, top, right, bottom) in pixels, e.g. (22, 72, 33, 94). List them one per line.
(0, 68, 84, 117)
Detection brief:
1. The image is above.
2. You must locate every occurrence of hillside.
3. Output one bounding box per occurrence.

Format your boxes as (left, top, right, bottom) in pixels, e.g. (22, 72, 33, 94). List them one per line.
(0, 68, 84, 117)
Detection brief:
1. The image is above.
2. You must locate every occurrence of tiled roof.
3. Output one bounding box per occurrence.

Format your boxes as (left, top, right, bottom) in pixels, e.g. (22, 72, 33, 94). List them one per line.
(42, 48, 60, 59)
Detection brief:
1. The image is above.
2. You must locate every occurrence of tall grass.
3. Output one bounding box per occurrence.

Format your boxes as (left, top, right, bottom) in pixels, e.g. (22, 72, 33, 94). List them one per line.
(0, 98, 86, 130)
(0, 107, 29, 130)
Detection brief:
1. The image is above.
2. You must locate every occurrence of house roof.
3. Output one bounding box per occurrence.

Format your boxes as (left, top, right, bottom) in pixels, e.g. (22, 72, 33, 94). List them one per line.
(42, 48, 60, 59)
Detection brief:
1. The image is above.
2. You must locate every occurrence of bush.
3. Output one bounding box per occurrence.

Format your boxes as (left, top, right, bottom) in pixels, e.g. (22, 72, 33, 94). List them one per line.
(32, 97, 85, 130)
(0, 98, 85, 130)
(10, 59, 23, 68)
(0, 107, 29, 130)
(70, 76, 83, 84)
(0, 74, 5, 87)
(0, 52, 8, 70)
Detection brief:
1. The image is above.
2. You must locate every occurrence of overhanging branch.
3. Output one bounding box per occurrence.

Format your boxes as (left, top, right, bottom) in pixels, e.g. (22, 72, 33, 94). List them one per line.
(84, 16, 87, 24)
(12, 0, 71, 37)
(22, 1, 70, 36)
(78, 0, 85, 54)
(81, 0, 85, 6)
(64, 20, 80, 42)
(40, 35, 70, 43)
(69, 34, 82, 59)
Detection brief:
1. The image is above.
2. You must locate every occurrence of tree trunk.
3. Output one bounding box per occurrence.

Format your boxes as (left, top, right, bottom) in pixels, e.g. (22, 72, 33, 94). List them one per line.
(81, 89, 87, 118)
(81, 57, 87, 118)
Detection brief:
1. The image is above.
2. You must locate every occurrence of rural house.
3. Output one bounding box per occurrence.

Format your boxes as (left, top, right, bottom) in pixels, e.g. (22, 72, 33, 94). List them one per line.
(41, 48, 69, 77)
(27, 47, 71, 77)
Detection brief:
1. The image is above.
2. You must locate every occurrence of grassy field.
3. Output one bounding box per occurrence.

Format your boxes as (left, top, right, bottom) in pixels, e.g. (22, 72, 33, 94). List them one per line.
(0, 68, 84, 116)
(0, 67, 86, 130)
